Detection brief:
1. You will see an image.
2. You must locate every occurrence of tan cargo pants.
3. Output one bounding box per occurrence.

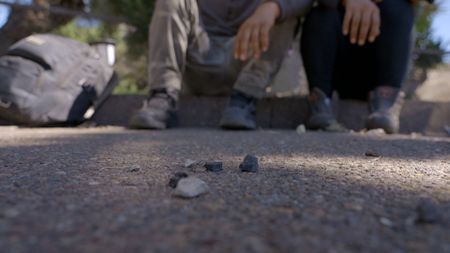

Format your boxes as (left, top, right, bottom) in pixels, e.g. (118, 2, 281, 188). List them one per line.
(148, 0, 298, 98)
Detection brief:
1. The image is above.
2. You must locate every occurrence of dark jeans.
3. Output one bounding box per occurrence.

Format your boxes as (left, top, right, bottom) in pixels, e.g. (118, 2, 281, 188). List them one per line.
(301, 0, 415, 100)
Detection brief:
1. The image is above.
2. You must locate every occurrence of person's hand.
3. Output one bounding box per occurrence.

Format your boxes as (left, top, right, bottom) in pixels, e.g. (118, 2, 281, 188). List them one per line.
(234, 2, 280, 61)
(342, 0, 380, 46)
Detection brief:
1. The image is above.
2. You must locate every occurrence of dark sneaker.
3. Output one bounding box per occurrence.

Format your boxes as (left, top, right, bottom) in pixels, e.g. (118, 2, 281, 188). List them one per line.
(129, 88, 178, 130)
(306, 88, 339, 130)
(220, 90, 257, 130)
(366, 86, 404, 134)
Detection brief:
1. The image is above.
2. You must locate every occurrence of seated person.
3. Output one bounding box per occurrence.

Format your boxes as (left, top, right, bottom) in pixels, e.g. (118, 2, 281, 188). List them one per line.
(129, 0, 315, 130)
(301, 0, 417, 134)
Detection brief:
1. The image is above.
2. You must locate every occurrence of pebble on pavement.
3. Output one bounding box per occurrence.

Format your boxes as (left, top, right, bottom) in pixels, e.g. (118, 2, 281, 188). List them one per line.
(168, 172, 188, 189)
(184, 159, 199, 168)
(204, 161, 223, 172)
(365, 151, 381, 157)
(379, 217, 394, 227)
(240, 155, 259, 173)
(173, 177, 209, 198)
(184, 159, 206, 172)
(128, 165, 141, 173)
(416, 198, 441, 224)
(296, 124, 306, 135)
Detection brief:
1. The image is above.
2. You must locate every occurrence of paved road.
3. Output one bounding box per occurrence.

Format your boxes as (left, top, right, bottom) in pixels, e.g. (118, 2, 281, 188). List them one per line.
(0, 127, 449, 253)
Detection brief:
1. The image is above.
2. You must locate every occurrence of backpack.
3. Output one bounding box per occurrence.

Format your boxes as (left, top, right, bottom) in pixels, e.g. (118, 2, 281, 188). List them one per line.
(0, 34, 118, 126)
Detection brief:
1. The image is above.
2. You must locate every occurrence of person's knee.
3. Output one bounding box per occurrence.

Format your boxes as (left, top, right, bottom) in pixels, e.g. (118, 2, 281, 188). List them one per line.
(303, 6, 341, 32)
(154, 0, 193, 13)
(154, 0, 178, 11)
(309, 5, 340, 21)
(379, 0, 415, 26)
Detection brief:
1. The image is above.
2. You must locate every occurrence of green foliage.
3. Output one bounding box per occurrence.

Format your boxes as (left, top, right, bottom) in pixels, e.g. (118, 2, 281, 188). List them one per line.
(54, 20, 148, 94)
(92, 0, 155, 54)
(53, 21, 108, 43)
(414, 3, 445, 69)
(88, 0, 155, 93)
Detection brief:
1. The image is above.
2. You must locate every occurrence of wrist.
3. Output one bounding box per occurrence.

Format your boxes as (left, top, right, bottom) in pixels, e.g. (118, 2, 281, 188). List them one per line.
(262, 1, 281, 20)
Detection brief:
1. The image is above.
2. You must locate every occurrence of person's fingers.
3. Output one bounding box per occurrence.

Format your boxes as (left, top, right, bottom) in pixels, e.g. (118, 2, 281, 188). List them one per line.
(261, 25, 270, 52)
(251, 25, 261, 59)
(358, 11, 372, 46)
(234, 43, 239, 59)
(237, 27, 252, 61)
(368, 9, 380, 43)
(350, 11, 361, 44)
(343, 10, 353, 36)
(234, 29, 243, 59)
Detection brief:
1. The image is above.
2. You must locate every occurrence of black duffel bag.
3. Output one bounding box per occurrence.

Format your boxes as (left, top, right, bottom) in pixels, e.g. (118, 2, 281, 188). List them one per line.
(0, 34, 118, 126)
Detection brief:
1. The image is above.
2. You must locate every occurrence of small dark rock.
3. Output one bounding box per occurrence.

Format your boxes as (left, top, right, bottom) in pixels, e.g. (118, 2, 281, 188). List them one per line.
(13, 182, 21, 188)
(240, 155, 259, 173)
(129, 166, 141, 172)
(365, 151, 381, 157)
(168, 172, 189, 189)
(204, 161, 223, 172)
(416, 198, 441, 224)
(174, 172, 188, 178)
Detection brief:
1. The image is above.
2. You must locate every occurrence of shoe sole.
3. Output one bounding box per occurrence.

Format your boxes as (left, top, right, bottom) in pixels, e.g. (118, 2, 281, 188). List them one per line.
(306, 115, 336, 130)
(129, 114, 166, 130)
(220, 111, 256, 130)
(220, 121, 256, 130)
(366, 118, 397, 134)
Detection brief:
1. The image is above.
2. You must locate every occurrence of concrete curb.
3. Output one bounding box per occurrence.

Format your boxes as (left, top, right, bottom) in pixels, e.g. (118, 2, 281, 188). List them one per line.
(1, 95, 448, 136)
(91, 95, 449, 136)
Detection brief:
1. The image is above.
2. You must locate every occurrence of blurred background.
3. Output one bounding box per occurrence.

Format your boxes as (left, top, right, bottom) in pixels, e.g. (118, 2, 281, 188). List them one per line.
(0, 0, 448, 99)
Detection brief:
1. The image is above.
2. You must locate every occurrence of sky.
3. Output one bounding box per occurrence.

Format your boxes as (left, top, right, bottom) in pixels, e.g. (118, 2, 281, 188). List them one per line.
(0, 5, 7, 26)
(432, 0, 450, 62)
(0, 1, 449, 60)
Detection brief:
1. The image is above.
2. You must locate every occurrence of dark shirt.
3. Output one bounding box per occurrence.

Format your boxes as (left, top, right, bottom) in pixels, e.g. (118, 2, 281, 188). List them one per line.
(197, 0, 314, 36)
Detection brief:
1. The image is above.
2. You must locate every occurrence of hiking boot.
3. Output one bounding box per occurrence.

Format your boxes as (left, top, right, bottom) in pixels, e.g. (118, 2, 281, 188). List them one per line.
(129, 88, 178, 130)
(306, 88, 338, 130)
(220, 90, 257, 130)
(366, 86, 404, 134)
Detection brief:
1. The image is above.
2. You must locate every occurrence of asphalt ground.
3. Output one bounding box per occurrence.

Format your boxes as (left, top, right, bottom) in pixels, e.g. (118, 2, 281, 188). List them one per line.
(0, 127, 449, 253)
